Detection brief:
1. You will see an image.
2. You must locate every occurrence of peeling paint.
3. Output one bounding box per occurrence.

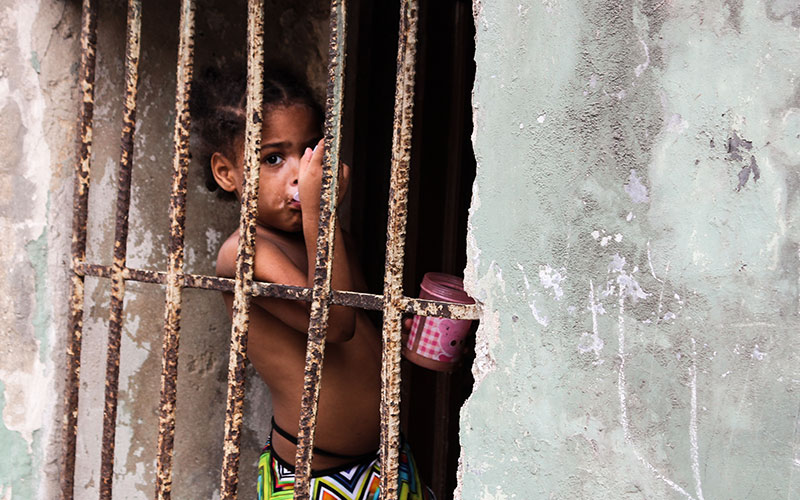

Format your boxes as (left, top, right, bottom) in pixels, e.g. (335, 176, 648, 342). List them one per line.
(25, 227, 51, 362)
(538, 264, 565, 300)
(624, 169, 650, 204)
(0, 381, 36, 500)
(0, 1, 61, 498)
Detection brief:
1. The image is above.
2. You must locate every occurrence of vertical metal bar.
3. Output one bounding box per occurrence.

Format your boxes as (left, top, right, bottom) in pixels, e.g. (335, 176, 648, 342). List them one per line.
(156, 1, 195, 498)
(292, 0, 347, 496)
(61, 1, 97, 498)
(99, 1, 142, 498)
(379, 0, 419, 497)
(219, 0, 264, 497)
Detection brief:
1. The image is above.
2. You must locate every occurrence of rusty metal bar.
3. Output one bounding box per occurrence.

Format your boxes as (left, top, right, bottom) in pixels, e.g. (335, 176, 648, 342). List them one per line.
(99, 1, 142, 498)
(400, 296, 477, 320)
(100, 0, 143, 494)
(156, 1, 195, 498)
(75, 263, 479, 320)
(292, 0, 347, 494)
(379, 0, 419, 497)
(61, 0, 97, 498)
(219, 0, 264, 497)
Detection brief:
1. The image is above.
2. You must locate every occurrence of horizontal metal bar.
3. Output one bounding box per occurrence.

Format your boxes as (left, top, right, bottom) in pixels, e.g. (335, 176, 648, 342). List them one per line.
(74, 263, 481, 320)
(75, 263, 481, 319)
(400, 296, 478, 320)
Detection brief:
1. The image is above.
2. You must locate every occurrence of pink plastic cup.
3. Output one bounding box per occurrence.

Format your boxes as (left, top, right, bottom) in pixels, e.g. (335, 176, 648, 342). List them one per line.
(403, 272, 475, 372)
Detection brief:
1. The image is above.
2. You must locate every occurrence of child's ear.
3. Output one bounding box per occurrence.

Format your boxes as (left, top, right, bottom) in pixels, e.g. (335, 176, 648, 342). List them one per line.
(210, 152, 240, 195)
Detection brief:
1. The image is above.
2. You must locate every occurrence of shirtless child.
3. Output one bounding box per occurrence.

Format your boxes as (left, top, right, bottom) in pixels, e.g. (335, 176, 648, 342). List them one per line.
(192, 67, 433, 499)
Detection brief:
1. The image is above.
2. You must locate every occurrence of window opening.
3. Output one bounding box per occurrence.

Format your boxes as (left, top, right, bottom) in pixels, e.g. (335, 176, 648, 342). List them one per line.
(347, 1, 477, 497)
(60, 0, 479, 499)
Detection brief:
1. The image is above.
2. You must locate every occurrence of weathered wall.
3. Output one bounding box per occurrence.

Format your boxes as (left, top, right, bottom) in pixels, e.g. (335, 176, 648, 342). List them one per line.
(0, 0, 329, 498)
(0, 1, 80, 497)
(461, 0, 799, 499)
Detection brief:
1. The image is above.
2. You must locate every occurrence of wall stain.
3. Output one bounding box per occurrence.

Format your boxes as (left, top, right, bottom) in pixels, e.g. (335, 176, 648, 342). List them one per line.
(726, 131, 760, 191)
(765, 0, 800, 28)
(724, 0, 743, 33)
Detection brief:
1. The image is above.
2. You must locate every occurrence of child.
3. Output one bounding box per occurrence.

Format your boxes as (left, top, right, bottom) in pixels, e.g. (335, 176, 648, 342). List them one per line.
(191, 66, 434, 500)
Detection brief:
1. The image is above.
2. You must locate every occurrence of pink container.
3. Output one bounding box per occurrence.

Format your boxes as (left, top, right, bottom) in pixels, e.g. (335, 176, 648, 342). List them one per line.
(403, 273, 475, 372)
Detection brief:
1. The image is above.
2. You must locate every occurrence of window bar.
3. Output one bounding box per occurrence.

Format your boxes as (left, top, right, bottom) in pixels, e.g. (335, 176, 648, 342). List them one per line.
(58, 0, 479, 496)
(219, 0, 265, 497)
(156, 1, 196, 498)
(99, 1, 142, 498)
(379, 0, 419, 497)
(74, 261, 480, 321)
(61, 0, 97, 498)
(291, 0, 347, 495)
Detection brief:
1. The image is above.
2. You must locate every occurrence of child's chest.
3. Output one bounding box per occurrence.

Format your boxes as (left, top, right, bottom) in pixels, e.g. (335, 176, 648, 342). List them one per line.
(259, 231, 307, 270)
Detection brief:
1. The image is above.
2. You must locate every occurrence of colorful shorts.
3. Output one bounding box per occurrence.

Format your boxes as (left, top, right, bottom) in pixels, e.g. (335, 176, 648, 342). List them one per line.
(257, 439, 434, 500)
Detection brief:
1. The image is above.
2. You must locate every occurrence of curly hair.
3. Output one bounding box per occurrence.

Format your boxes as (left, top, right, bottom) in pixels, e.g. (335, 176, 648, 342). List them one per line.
(190, 64, 324, 200)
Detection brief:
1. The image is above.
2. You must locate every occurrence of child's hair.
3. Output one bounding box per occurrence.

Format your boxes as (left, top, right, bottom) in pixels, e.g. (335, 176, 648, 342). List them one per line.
(190, 64, 324, 200)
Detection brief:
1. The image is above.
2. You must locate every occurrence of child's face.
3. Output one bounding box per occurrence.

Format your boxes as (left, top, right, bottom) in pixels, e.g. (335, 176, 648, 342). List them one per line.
(220, 104, 321, 232)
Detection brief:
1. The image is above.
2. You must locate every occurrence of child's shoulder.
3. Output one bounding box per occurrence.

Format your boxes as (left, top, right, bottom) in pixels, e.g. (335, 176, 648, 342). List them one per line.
(215, 231, 240, 278)
(215, 227, 307, 284)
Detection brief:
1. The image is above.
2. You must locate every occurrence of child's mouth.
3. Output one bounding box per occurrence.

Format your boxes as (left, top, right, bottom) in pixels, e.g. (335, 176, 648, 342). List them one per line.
(290, 191, 301, 208)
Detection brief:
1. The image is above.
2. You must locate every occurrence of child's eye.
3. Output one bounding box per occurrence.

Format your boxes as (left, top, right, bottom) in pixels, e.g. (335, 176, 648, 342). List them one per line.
(262, 154, 283, 166)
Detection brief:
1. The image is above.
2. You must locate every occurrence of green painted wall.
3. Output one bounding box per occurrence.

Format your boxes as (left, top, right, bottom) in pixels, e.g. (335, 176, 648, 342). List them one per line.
(461, 1, 799, 498)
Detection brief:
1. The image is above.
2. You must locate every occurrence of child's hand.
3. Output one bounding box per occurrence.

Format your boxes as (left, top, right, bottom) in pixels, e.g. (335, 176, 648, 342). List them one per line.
(400, 315, 413, 344)
(402, 316, 413, 334)
(298, 139, 350, 211)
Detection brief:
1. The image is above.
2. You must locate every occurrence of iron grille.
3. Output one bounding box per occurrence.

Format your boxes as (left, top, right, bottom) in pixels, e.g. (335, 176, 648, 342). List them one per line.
(60, 0, 480, 499)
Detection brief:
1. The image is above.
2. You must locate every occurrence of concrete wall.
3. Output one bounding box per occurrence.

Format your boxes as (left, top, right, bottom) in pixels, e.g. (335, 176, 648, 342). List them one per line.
(460, 0, 799, 498)
(0, 0, 329, 498)
(0, 1, 80, 497)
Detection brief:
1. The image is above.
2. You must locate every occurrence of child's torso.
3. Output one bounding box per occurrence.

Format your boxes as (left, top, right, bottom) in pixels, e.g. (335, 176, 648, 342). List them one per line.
(218, 227, 383, 469)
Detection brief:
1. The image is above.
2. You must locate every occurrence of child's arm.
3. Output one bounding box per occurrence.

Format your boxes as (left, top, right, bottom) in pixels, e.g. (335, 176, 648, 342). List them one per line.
(216, 142, 356, 342)
(297, 141, 356, 342)
(218, 228, 356, 342)
(217, 232, 313, 331)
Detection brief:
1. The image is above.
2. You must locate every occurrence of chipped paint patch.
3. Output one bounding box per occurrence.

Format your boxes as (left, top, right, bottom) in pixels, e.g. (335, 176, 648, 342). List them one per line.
(0, 381, 35, 499)
(634, 40, 649, 77)
(25, 227, 50, 362)
(624, 169, 649, 204)
(579, 280, 605, 362)
(0, 355, 48, 451)
(205, 227, 222, 256)
(472, 308, 500, 387)
(538, 264, 565, 299)
(480, 485, 510, 500)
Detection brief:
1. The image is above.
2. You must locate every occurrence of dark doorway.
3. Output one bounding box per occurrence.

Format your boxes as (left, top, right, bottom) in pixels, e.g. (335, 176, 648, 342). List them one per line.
(345, 1, 477, 497)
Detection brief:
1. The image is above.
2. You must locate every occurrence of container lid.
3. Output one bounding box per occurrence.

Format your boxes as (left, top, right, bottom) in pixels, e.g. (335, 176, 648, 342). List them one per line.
(420, 272, 475, 304)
